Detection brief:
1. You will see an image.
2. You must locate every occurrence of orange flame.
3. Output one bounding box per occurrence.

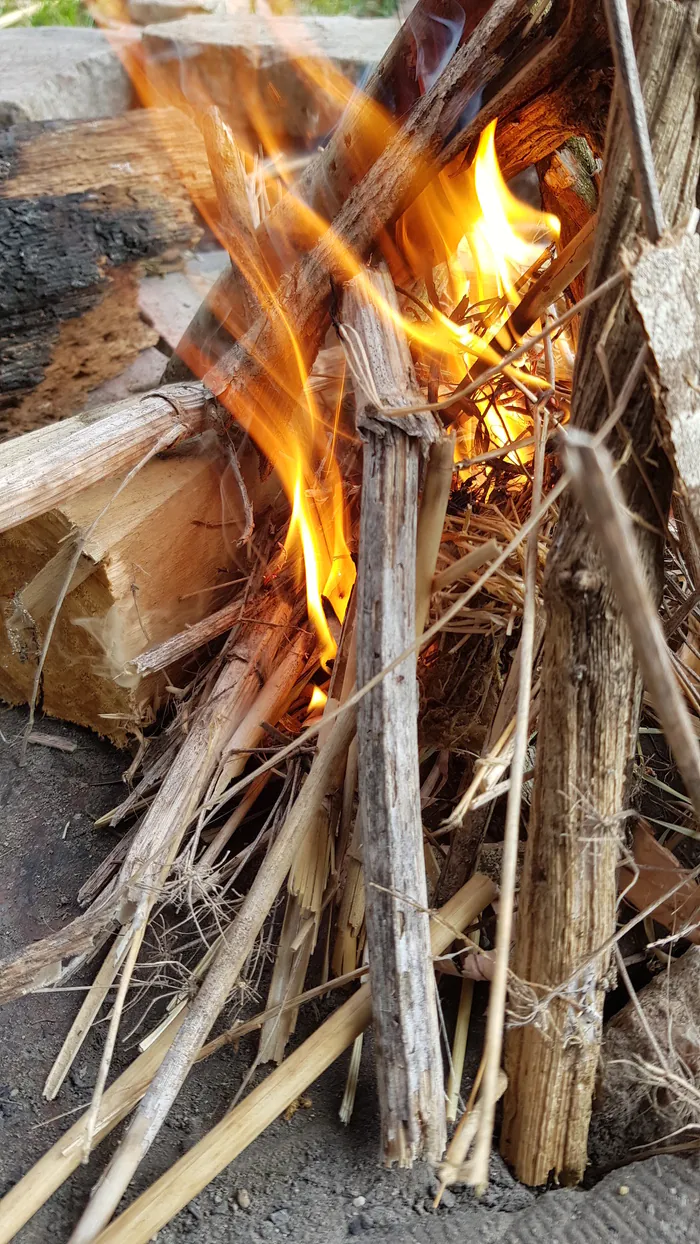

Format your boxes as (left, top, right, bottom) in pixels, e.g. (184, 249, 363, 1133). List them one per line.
(307, 685, 329, 716)
(99, 6, 562, 649)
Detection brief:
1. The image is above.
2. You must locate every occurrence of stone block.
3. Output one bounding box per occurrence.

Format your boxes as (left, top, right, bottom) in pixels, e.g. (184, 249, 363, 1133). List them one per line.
(0, 28, 136, 128)
(141, 13, 399, 150)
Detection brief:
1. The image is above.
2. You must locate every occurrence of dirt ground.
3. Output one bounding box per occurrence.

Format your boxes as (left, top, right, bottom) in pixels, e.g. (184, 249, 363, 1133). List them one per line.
(1, 703, 699, 1244)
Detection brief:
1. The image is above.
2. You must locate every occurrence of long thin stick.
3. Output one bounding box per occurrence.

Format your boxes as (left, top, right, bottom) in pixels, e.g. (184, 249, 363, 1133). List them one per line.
(345, 264, 444, 1165)
(468, 406, 547, 1190)
(565, 431, 700, 820)
(602, 0, 665, 242)
(95, 876, 497, 1244)
(69, 706, 356, 1244)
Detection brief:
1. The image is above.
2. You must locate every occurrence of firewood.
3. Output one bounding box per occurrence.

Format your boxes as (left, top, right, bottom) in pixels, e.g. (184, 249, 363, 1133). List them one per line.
(166, 0, 606, 386)
(0, 382, 212, 534)
(0, 441, 249, 744)
(502, 0, 700, 1187)
(0, 108, 215, 432)
(0, 874, 495, 1244)
(342, 263, 444, 1166)
(92, 876, 497, 1244)
(538, 137, 600, 310)
(68, 699, 355, 1244)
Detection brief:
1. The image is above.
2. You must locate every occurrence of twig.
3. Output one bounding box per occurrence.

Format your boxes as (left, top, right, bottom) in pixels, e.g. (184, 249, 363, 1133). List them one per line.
(68, 707, 356, 1243)
(602, 0, 665, 242)
(416, 433, 456, 635)
(468, 405, 547, 1191)
(446, 930, 480, 1124)
(91, 878, 497, 1244)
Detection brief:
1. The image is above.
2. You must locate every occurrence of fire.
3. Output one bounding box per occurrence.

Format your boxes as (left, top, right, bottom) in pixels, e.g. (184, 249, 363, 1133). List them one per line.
(307, 685, 329, 715)
(104, 9, 564, 653)
(469, 122, 560, 302)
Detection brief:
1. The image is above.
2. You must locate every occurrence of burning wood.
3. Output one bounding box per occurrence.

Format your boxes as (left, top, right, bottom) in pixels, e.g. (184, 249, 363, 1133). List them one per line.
(4, 0, 700, 1236)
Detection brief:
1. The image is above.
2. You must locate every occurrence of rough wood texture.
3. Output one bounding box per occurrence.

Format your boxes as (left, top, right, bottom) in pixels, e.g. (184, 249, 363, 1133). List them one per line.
(0, 381, 212, 534)
(344, 265, 443, 1165)
(629, 230, 700, 528)
(502, 0, 700, 1187)
(0, 875, 496, 1244)
(0, 108, 214, 432)
(0, 444, 241, 744)
(166, 0, 609, 384)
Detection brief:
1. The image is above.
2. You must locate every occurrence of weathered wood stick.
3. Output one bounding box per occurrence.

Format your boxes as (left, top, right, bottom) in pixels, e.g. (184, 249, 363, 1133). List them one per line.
(0, 383, 212, 534)
(0, 595, 291, 1005)
(170, 0, 606, 391)
(131, 597, 245, 678)
(95, 876, 497, 1244)
(566, 430, 700, 818)
(343, 264, 444, 1165)
(69, 703, 356, 1244)
(502, 0, 700, 1186)
(0, 875, 495, 1244)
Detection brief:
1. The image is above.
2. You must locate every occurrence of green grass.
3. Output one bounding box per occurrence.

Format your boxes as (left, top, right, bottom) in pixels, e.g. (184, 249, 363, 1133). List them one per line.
(0, 0, 93, 24)
(0, 0, 394, 27)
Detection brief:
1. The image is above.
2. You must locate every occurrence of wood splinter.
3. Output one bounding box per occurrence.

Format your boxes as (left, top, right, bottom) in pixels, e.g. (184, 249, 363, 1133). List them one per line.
(342, 263, 444, 1166)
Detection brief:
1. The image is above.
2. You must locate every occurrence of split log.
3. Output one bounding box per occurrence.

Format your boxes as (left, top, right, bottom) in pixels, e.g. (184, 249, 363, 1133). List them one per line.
(502, 0, 700, 1187)
(165, 0, 609, 384)
(0, 108, 216, 433)
(0, 382, 213, 534)
(343, 264, 444, 1166)
(0, 439, 249, 744)
(0, 874, 495, 1244)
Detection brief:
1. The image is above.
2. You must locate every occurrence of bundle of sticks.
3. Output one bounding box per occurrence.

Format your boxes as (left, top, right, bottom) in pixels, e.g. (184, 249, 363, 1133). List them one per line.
(2, 0, 700, 1238)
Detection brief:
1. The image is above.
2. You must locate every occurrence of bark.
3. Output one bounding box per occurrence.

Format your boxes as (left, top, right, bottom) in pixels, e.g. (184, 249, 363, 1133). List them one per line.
(502, 0, 700, 1187)
(344, 265, 444, 1165)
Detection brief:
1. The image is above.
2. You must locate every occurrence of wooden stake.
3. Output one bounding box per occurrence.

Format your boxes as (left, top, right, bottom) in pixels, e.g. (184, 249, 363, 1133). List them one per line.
(343, 264, 444, 1165)
(502, 0, 700, 1186)
(94, 876, 497, 1244)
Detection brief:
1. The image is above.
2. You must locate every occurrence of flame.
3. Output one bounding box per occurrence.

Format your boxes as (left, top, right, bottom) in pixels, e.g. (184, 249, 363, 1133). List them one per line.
(99, 5, 565, 649)
(308, 685, 328, 715)
(469, 122, 560, 302)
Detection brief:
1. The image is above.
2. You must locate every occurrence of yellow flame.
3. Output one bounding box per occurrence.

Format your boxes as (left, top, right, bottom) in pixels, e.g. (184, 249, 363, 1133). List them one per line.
(112, 9, 564, 651)
(308, 685, 328, 714)
(469, 121, 560, 302)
